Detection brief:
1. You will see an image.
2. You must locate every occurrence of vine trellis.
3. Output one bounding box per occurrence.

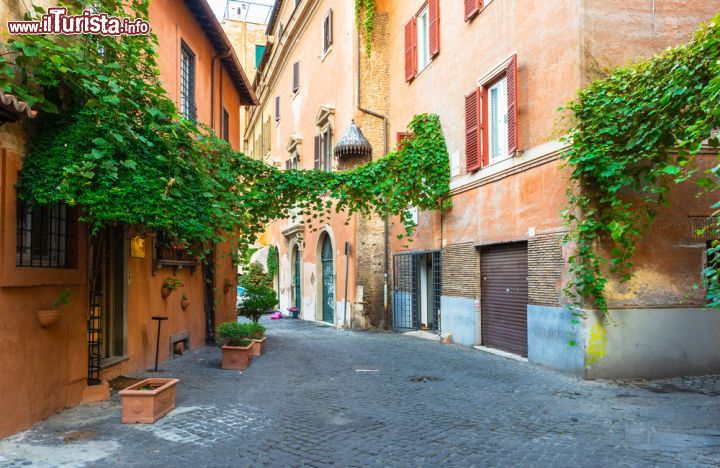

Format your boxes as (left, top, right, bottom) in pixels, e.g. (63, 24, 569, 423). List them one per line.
(1, 0, 450, 261)
(562, 15, 720, 313)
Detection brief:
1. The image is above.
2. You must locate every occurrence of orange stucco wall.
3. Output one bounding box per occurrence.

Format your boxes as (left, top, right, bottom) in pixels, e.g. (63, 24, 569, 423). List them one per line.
(387, 0, 719, 311)
(248, 0, 362, 324)
(0, 147, 89, 439)
(0, 0, 247, 437)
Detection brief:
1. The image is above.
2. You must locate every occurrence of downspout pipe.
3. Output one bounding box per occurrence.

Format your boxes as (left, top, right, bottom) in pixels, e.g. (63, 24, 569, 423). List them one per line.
(356, 29, 390, 329)
(211, 50, 233, 132)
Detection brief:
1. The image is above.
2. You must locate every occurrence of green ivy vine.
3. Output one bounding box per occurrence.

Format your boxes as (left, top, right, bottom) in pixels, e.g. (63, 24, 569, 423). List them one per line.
(355, 0, 375, 56)
(0, 0, 450, 258)
(562, 15, 720, 313)
(266, 246, 279, 279)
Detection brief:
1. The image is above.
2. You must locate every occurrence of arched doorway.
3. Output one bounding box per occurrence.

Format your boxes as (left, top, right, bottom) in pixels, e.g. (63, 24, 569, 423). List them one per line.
(320, 234, 335, 323)
(292, 245, 301, 314)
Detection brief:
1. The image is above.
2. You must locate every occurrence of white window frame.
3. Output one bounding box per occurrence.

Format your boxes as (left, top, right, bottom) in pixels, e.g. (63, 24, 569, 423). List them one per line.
(322, 9, 333, 56)
(416, 6, 431, 72)
(488, 77, 509, 164)
(319, 124, 333, 172)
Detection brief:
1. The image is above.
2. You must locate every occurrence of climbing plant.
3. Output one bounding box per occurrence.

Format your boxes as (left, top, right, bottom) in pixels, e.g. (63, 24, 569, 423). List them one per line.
(562, 15, 720, 313)
(266, 246, 279, 279)
(0, 0, 450, 258)
(355, 0, 375, 56)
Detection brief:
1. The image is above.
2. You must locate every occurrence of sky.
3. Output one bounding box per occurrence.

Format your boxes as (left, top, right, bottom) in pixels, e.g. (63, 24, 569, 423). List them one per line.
(207, 0, 276, 24)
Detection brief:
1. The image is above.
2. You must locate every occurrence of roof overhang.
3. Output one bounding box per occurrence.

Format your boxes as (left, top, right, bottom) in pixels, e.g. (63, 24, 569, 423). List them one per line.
(184, 0, 258, 106)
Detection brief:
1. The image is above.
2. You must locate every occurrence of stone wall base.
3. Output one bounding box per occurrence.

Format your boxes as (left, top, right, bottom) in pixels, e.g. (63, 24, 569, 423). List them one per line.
(528, 305, 720, 379)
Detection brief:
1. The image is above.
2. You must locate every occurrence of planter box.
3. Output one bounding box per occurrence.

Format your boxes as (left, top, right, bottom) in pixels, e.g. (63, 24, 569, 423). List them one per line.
(119, 378, 179, 424)
(252, 337, 266, 356)
(221, 344, 253, 370)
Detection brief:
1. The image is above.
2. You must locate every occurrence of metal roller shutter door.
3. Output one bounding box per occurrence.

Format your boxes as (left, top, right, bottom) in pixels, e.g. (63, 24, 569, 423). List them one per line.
(481, 242, 528, 357)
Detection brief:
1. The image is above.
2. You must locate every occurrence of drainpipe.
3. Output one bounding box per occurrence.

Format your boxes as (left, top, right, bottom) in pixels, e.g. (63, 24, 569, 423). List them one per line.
(356, 29, 390, 329)
(212, 50, 232, 132)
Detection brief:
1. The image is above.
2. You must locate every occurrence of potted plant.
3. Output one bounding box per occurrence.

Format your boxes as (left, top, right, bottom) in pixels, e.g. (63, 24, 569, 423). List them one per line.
(180, 293, 190, 310)
(161, 277, 182, 299)
(248, 322, 267, 356)
(217, 322, 253, 370)
(118, 378, 179, 424)
(288, 306, 300, 319)
(37, 290, 72, 328)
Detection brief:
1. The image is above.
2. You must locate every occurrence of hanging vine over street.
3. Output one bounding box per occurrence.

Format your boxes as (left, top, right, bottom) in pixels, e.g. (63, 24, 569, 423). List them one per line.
(562, 15, 720, 312)
(0, 0, 450, 259)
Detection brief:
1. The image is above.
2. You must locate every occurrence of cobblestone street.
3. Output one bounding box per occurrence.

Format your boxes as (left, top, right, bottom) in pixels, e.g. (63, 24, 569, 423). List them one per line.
(1, 318, 720, 467)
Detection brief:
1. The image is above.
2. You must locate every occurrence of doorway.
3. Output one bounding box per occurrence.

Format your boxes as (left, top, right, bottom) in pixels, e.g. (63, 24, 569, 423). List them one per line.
(87, 225, 127, 384)
(320, 234, 334, 323)
(392, 251, 440, 331)
(292, 245, 302, 313)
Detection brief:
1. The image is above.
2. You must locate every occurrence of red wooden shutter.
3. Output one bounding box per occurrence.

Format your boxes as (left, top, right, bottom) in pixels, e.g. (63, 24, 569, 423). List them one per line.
(404, 18, 417, 82)
(465, 0, 483, 21)
(397, 132, 411, 150)
(428, 0, 440, 57)
(506, 55, 518, 155)
(465, 89, 482, 172)
(314, 135, 321, 169)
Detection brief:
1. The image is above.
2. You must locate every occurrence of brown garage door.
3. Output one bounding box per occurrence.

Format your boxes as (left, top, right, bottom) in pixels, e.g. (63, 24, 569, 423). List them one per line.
(481, 242, 528, 357)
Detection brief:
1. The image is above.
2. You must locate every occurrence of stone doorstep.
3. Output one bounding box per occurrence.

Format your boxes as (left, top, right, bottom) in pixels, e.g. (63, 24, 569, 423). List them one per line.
(474, 346, 529, 363)
(81, 380, 111, 403)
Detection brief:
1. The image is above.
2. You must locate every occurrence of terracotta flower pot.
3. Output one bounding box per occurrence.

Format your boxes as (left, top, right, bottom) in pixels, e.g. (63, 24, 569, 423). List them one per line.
(119, 378, 179, 424)
(251, 337, 266, 356)
(37, 309, 59, 328)
(221, 343, 253, 370)
(161, 287, 172, 299)
(181, 298, 190, 310)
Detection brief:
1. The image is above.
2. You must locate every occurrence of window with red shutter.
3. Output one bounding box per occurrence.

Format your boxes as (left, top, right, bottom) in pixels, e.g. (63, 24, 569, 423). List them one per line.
(428, 0, 440, 58)
(404, 18, 417, 82)
(465, 89, 482, 173)
(465, 0, 483, 21)
(397, 132, 413, 150)
(479, 54, 519, 165)
(506, 55, 518, 155)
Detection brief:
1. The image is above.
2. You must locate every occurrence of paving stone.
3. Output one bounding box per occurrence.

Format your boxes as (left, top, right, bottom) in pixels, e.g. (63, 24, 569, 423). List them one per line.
(1, 318, 719, 466)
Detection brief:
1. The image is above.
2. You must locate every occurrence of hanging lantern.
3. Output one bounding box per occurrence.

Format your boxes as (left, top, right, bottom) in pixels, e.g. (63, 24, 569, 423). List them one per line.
(334, 119, 372, 160)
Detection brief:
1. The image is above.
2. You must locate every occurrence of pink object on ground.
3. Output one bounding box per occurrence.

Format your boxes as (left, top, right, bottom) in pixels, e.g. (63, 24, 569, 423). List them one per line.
(270, 312, 283, 320)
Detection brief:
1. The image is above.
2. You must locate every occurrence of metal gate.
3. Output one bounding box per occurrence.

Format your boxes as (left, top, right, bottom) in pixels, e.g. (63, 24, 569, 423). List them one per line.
(392, 253, 417, 329)
(481, 242, 529, 356)
(392, 251, 441, 331)
(87, 235, 104, 386)
(321, 236, 334, 323)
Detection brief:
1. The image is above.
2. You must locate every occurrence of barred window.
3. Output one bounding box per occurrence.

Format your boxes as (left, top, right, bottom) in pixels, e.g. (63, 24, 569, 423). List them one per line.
(180, 41, 196, 121)
(16, 200, 75, 268)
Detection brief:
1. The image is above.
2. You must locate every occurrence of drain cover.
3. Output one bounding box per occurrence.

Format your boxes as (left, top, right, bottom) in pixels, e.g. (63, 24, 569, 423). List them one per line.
(410, 375, 442, 383)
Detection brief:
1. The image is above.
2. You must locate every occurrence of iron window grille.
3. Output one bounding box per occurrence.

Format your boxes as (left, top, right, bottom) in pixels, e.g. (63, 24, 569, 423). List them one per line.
(180, 41, 197, 121)
(16, 200, 75, 268)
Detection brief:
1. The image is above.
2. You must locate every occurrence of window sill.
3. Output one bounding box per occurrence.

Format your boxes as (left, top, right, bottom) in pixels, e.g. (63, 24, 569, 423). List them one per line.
(101, 355, 129, 369)
(320, 47, 332, 62)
